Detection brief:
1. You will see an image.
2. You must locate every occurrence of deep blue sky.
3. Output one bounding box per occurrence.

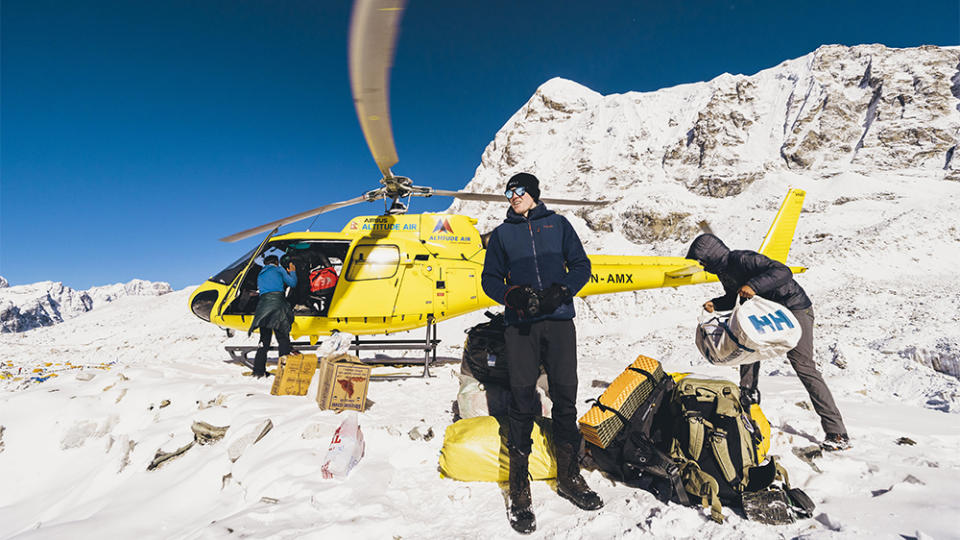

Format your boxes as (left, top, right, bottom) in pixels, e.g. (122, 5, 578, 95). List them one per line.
(2, 1, 957, 290)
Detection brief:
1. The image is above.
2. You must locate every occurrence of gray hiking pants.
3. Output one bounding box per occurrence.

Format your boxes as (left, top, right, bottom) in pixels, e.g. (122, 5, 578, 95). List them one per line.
(740, 306, 847, 435)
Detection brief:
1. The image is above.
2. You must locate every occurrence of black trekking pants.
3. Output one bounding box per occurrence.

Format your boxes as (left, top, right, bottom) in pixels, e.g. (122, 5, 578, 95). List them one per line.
(253, 328, 292, 375)
(504, 319, 580, 454)
(740, 306, 847, 435)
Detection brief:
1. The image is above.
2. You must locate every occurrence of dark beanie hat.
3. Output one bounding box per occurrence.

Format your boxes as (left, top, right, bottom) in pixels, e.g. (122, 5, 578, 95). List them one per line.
(506, 172, 541, 201)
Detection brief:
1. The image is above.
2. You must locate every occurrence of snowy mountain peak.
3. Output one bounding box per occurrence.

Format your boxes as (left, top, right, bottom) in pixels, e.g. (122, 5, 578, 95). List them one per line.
(534, 77, 603, 110)
(0, 278, 172, 333)
(450, 43, 959, 240)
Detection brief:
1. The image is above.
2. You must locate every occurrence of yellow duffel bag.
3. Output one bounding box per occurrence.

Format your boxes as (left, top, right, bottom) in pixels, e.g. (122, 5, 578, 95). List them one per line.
(439, 416, 557, 482)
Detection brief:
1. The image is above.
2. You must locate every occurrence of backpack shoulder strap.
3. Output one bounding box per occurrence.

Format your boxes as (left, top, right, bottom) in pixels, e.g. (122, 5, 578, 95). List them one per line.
(680, 461, 724, 523)
(709, 427, 738, 484)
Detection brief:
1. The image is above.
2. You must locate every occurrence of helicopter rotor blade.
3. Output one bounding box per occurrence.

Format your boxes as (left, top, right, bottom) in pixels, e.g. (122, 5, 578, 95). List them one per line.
(219, 195, 371, 243)
(349, 0, 406, 179)
(430, 189, 608, 206)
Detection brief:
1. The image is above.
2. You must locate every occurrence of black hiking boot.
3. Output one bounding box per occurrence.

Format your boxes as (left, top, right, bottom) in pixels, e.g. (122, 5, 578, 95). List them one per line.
(508, 448, 536, 534)
(555, 441, 603, 511)
(740, 386, 761, 409)
(821, 432, 851, 451)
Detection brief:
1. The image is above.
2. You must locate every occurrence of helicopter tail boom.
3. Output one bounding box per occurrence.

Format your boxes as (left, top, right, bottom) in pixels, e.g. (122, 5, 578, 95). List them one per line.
(757, 188, 806, 263)
(577, 188, 807, 296)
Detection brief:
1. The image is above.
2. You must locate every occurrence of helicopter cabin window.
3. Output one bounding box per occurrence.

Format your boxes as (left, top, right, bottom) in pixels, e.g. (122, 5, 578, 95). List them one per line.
(346, 245, 400, 281)
(221, 239, 350, 317)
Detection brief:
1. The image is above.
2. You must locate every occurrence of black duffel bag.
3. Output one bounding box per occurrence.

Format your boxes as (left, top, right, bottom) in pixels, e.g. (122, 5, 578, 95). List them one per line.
(462, 311, 510, 385)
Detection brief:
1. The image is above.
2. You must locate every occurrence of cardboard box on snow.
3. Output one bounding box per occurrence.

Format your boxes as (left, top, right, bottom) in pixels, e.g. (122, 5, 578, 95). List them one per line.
(316, 353, 371, 412)
(270, 353, 318, 396)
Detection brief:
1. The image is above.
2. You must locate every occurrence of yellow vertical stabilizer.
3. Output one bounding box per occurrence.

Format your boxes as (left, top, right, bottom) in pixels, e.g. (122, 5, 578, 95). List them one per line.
(757, 188, 805, 263)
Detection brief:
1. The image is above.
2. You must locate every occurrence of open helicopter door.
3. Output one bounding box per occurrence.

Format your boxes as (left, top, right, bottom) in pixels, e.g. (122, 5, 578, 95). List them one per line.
(217, 228, 277, 318)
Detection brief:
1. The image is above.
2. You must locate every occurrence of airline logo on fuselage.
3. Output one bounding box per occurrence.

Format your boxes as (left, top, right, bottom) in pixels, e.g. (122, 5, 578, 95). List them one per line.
(433, 218, 454, 234)
(429, 217, 471, 243)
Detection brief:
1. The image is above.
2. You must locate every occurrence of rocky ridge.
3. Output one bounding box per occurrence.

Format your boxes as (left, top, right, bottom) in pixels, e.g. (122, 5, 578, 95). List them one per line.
(0, 278, 173, 333)
(449, 44, 960, 240)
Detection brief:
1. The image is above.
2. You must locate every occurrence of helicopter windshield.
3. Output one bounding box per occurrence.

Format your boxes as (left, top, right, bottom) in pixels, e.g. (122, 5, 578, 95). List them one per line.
(210, 246, 259, 285)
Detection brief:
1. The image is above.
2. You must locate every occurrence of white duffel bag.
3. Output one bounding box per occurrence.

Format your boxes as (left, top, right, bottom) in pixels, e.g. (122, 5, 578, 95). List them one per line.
(696, 296, 802, 366)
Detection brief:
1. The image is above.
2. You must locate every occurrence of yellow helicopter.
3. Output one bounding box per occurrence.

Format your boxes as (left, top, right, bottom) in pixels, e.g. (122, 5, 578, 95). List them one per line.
(188, 0, 807, 365)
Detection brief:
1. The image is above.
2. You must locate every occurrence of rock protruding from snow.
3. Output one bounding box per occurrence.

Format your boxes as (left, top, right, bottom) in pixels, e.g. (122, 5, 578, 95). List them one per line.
(0, 276, 8, 288)
(778, 45, 960, 176)
(0, 279, 173, 333)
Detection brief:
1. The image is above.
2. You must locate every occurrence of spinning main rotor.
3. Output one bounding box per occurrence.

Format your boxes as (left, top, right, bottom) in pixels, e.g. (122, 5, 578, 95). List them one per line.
(221, 0, 604, 244)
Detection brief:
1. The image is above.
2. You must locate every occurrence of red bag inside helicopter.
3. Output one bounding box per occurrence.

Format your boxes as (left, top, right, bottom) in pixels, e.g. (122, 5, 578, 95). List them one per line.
(309, 266, 338, 295)
(281, 242, 346, 315)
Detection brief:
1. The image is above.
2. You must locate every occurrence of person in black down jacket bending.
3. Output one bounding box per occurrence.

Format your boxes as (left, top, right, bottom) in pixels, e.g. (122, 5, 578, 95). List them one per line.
(481, 172, 602, 535)
(687, 233, 850, 452)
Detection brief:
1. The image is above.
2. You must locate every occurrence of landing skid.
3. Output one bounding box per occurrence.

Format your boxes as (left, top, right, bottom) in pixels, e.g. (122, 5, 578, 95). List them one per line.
(225, 315, 440, 378)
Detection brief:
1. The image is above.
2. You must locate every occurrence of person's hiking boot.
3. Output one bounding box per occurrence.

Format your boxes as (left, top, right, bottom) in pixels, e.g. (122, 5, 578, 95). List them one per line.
(740, 386, 761, 409)
(507, 448, 536, 534)
(555, 441, 604, 511)
(821, 432, 851, 451)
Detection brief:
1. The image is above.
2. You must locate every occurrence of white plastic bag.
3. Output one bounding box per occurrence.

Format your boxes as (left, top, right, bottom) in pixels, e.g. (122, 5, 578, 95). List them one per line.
(456, 372, 510, 419)
(696, 296, 802, 366)
(317, 331, 354, 358)
(455, 372, 552, 419)
(321, 411, 365, 479)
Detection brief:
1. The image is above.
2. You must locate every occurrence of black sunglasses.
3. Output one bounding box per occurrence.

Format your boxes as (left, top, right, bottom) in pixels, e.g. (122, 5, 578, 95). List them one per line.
(504, 186, 527, 199)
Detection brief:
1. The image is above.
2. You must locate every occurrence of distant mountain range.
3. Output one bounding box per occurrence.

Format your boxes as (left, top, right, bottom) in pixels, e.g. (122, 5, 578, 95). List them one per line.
(0, 278, 172, 333)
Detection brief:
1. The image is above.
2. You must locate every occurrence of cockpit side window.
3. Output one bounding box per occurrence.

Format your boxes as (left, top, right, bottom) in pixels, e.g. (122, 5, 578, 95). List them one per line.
(346, 244, 400, 281)
(210, 246, 259, 285)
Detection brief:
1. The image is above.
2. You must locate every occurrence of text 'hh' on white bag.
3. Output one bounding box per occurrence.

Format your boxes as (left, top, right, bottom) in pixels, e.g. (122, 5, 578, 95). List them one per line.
(696, 296, 802, 367)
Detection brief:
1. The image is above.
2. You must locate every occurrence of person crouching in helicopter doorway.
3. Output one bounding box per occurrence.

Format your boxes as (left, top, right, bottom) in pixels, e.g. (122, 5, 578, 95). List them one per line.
(481, 172, 603, 535)
(248, 254, 297, 378)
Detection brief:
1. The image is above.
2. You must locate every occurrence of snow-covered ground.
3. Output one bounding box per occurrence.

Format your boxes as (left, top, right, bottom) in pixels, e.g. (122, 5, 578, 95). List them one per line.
(2, 171, 960, 539)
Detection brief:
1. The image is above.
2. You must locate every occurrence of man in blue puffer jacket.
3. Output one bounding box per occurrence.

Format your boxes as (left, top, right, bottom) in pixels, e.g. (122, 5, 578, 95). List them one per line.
(482, 173, 601, 534)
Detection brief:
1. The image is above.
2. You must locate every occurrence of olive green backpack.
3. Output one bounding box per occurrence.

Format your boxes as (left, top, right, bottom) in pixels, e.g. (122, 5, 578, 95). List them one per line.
(665, 376, 812, 523)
